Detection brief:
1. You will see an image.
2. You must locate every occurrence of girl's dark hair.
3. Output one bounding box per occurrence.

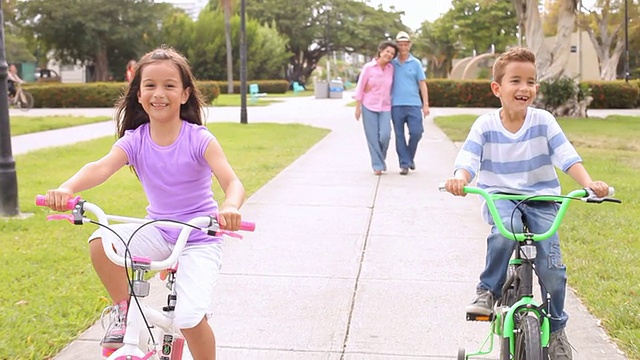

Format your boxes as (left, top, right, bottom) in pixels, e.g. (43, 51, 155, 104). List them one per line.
(377, 40, 399, 58)
(115, 46, 206, 139)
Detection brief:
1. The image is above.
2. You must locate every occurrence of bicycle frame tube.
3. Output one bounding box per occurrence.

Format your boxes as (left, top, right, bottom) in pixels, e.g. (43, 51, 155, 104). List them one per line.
(463, 187, 588, 241)
(83, 203, 212, 270)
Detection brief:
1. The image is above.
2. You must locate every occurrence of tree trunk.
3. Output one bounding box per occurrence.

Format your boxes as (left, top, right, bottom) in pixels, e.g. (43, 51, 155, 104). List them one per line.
(583, 6, 626, 81)
(542, 0, 577, 81)
(223, 0, 234, 93)
(511, 0, 577, 81)
(94, 45, 109, 82)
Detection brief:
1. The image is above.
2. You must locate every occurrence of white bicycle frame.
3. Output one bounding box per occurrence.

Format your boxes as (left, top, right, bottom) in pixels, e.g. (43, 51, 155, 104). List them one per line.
(82, 202, 216, 360)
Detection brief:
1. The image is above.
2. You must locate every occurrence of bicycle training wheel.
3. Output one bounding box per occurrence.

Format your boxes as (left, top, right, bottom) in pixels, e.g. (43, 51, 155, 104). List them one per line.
(514, 314, 543, 360)
(17, 91, 34, 111)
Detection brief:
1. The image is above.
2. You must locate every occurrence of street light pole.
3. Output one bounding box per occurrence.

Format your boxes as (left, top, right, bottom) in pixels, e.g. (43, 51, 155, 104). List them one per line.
(239, 0, 248, 124)
(0, 2, 20, 217)
(624, 0, 630, 83)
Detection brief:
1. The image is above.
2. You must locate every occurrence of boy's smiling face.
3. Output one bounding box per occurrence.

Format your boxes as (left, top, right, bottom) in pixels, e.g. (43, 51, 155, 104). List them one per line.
(491, 61, 539, 111)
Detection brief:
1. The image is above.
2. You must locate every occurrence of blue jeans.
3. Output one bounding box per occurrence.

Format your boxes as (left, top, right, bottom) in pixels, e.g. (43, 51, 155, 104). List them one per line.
(361, 106, 391, 171)
(391, 106, 423, 168)
(478, 199, 568, 333)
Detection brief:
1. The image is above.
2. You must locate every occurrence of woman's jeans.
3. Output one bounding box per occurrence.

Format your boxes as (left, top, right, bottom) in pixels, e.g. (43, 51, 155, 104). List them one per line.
(361, 106, 391, 171)
(478, 199, 568, 333)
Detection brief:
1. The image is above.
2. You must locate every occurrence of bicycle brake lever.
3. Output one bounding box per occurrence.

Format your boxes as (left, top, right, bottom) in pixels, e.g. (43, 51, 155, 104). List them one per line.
(216, 230, 243, 239)
(46, 214, 75, 224)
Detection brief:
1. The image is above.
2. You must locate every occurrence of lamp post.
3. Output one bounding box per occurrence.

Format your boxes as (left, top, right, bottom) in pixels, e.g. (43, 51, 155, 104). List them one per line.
(239, 0, 248, 124)
(624, 0, 630, 83)
(0, 2, 20, 217)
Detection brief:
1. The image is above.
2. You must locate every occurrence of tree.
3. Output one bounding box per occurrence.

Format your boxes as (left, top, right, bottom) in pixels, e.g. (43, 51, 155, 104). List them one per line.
(450, 0, 519, 56)
(246, 0, 406, 83)
(412, 16, 459, 78)
(511, 0, 579, 81)
(4, 34, 36, 64)
(218, 0, 235, 93)
(579, 0, 637, 80)
(17, 0, 172, 81)
(168, 8, 288, 81)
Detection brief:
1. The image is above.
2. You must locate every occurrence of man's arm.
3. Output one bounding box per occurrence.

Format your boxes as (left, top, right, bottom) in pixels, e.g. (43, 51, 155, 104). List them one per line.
(419, 80, 429, 116)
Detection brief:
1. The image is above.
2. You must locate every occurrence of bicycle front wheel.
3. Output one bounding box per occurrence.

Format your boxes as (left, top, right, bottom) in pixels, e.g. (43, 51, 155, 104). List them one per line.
(17, 91, 34, 111)
(514, 314, 543, 360)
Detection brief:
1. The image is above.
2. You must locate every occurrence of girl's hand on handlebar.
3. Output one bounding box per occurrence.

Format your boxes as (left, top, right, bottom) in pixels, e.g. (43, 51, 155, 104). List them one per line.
(218, 207, 241, 231)
(45, 188, 75, 212)
(445, 178, 468, 197)
(588, 180, 609, 198)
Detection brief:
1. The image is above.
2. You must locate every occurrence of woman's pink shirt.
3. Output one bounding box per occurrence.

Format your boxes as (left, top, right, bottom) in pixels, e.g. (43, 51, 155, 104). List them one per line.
(353, 59, 394, 111)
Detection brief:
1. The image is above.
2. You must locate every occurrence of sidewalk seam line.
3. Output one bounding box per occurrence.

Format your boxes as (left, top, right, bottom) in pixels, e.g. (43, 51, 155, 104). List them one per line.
(339, 175, 381, 359)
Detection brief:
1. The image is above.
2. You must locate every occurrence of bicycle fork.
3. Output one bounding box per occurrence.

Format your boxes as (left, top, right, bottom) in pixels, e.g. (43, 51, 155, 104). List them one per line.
(105, 259, 186, 360)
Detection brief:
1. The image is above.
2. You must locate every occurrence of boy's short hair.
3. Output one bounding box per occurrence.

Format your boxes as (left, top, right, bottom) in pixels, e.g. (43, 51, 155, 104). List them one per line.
(492, 47, 536, 83)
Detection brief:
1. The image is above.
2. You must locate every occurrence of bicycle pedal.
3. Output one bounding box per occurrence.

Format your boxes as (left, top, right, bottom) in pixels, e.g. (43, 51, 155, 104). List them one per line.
(466, 312, 494, 322)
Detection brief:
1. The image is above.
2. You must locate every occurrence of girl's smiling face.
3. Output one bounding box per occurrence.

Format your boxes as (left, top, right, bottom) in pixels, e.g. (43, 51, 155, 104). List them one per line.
(491, 61, 539, 110)
(137, 60, 190, 123)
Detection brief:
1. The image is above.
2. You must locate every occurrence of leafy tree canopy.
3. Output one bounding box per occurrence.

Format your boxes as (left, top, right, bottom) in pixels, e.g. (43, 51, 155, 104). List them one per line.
(245, 0, 407, 83)
(16, 0, 174, 81)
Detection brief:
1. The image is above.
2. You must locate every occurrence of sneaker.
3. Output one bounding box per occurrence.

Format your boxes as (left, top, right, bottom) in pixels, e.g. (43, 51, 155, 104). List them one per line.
(465, 289, 494, 315)
(400, 168, 409, 175)
(549, 329, 573, 360)
(100, 300, 128, 349)
(409, 163, 415, 170)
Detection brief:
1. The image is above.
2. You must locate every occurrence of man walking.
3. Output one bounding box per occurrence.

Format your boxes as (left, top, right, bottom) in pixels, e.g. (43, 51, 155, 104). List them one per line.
(391, 31, 430, 175)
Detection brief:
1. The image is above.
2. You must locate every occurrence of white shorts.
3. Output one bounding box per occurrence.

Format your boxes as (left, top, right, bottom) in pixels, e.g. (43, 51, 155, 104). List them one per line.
(89, 224, 224, 329)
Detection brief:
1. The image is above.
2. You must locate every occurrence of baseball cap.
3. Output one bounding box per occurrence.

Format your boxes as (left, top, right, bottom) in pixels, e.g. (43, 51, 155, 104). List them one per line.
(396, 31, 410, 42)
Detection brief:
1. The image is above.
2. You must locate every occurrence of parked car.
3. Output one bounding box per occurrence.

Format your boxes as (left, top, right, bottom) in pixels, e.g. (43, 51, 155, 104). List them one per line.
(34, 68, 61, 82)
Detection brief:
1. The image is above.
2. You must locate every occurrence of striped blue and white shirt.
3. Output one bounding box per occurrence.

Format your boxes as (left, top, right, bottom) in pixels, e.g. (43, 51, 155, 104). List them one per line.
(454, 107, 582, 195)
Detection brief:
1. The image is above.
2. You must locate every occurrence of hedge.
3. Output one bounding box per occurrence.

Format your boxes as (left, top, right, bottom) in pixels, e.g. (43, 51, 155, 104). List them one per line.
(24, 81, 220, 108)
(22, 79, 638, 109)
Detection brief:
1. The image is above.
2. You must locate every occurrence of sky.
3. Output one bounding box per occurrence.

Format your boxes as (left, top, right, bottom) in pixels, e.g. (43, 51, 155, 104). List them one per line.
(373, 0, 598, 31)
(373, 0, 453, 30)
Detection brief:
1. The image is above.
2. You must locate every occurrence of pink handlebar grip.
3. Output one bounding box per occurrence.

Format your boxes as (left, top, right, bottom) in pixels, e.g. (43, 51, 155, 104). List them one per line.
(35, 195, 81, 210)
(240, 221, 256, 232)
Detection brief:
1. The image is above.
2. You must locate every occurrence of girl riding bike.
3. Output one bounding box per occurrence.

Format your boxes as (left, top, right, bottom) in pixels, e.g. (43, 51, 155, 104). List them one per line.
(41, 46, 246, 360)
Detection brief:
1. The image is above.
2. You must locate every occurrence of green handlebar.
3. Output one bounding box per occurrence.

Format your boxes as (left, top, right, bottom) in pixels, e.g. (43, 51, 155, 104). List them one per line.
(462, 186, 589, 241)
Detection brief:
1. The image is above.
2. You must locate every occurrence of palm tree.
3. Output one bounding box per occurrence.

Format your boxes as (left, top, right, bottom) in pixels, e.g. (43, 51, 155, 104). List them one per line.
(220, 0, 234, 93)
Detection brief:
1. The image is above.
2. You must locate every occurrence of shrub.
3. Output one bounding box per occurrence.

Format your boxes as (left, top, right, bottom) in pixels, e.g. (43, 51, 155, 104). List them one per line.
(24, 81, 220, 108)
(583, 81, 639, 109)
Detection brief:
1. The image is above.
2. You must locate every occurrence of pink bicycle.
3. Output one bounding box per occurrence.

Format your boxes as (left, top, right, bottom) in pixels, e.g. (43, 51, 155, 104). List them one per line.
(36, 195, 255, 360)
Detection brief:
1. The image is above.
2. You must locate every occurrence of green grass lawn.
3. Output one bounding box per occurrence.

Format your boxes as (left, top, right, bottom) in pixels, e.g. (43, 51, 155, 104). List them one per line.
(435, 114, 640, 359)
(0, 122, 329, 360)
(211, 90, 313, 107)
(10, 116, 111, 136)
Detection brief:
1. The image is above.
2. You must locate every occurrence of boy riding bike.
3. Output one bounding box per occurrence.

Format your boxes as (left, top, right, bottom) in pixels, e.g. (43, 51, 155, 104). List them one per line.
(42, 46, 245, 360)
(444, 47, 609, 360)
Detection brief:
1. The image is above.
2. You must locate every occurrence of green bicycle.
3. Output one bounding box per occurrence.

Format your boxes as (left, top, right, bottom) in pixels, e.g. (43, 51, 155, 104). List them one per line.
(440, 185, 621, 360)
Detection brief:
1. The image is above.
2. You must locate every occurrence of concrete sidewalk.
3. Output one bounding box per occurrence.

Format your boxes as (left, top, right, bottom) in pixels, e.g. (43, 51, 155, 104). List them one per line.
(12, 97, 629, 359)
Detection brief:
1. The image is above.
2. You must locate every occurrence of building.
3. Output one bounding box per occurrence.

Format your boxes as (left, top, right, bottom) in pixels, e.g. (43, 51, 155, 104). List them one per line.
(450, 31, 600, 81)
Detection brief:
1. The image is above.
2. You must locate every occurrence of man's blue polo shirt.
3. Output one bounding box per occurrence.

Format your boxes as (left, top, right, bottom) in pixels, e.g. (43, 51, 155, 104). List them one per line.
(391, 54, 425, 106)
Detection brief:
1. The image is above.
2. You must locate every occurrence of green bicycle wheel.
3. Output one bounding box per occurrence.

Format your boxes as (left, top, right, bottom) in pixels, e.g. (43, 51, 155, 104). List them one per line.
(514, 314, 543, 360)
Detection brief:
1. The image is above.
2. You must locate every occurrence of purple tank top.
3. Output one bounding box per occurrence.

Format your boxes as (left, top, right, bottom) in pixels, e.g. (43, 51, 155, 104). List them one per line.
(115, 121, 220, 244)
